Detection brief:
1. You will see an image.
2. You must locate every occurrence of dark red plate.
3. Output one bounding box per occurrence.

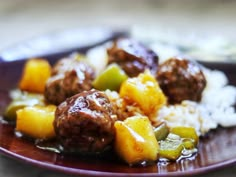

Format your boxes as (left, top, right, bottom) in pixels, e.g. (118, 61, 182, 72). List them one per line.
(0, 41, 236, 177)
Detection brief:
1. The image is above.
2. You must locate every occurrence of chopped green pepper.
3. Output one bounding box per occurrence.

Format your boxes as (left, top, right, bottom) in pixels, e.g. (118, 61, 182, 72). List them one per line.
(4, 91, 44, 121)
(170, 126, 199, 146)
(182, 138, 195, 150)
(92, 64, 128, 91)
(159, 139, 183, 160)
(154, 122, 169, 141)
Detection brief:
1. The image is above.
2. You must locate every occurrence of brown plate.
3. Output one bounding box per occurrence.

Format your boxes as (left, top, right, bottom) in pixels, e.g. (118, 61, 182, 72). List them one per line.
(0, 47, 236, 177)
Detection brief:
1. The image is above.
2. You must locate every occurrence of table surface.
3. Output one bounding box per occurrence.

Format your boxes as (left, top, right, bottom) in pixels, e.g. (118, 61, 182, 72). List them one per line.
(0, 0, 236, 176)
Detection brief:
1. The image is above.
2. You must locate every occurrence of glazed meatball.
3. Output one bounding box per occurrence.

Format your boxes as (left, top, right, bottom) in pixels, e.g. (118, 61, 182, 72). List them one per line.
(107, 38, 158, 77)
(156, 57, 206, 104)
(54, 89, 117, 154)
(44, 56, 95, 105)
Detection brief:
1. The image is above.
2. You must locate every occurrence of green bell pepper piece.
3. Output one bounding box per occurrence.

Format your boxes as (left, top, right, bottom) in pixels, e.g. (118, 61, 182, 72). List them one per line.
(4, 91, 44, 121)
(92, 64, 128, 91)
(159, 139, 183, 160)
(154, 123, 169, 141)
(170, 126, 199, 146)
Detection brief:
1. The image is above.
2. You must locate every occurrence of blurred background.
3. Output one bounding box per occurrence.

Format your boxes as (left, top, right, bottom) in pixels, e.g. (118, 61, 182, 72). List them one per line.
(0, 0, 236, 61)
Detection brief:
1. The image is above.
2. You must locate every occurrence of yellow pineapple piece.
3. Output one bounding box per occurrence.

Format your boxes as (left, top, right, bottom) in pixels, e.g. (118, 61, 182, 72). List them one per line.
(19, 58, 51, 93)
(16, 105, 56, 140)
(114, 115, 159, 165)
(120, 70, 166, 117)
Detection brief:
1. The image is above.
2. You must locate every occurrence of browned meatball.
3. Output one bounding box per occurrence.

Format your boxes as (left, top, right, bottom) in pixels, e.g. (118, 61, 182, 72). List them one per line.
(54, 89, 117, 154)
(107, 38, 158, 77)
(44, 56, 95, 105)
(156, 57, 206, 104)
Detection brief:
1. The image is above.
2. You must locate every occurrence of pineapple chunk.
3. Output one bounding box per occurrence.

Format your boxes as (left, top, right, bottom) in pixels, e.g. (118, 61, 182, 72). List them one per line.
(4, 91, 44, 121)
(19, 58, 51, 93)
(114, 116, 159, 165)
(16, 105, 56, 140)
(120, 70, 166, 117)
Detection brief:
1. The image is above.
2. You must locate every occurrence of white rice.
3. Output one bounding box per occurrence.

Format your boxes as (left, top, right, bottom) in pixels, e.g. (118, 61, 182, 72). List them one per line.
(156, 67, 236, 136)
(86, 44, 236, 136)
(199, 68, 236, 127)
(86, 42, 111, 76)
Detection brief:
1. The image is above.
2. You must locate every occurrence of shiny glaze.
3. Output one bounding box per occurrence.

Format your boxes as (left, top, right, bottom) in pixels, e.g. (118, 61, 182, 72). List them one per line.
(156, 57, 206, 104)
(107, 38, 158, 77)
(0, 59, 236, 176)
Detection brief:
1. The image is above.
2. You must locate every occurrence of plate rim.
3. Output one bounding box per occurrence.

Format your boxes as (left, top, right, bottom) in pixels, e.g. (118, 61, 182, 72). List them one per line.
(1, 142, 236, 177)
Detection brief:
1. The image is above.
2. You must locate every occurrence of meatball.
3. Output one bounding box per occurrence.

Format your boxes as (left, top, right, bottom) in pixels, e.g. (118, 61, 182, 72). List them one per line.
(54, 89, 117, 154)
(156, 57, 206, 104)
(107, 38, 158, 77)
(44, 56, 95, 105)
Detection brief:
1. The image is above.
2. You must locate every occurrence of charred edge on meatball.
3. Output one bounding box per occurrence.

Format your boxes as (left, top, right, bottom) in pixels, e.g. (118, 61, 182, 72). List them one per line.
(107, 38, 158, 77)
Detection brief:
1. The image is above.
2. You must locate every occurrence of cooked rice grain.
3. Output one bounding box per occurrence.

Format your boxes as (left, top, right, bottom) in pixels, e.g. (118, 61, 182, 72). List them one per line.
(156, 67, 236, 136)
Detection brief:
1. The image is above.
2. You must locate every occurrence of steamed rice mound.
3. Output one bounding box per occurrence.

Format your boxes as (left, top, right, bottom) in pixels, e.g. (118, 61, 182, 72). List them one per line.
(156, 67, 236, 136)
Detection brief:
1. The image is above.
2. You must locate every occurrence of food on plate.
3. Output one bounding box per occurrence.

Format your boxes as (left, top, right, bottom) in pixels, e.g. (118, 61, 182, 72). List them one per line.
(156, 57, 206, 104)
(105, 89, 145, 121)
(54, 89, 117, 154)
(114, 116, 159, 165)
(4, 91, 44, 120)
(107, 38, 158, 77)
(44, 54, 95, 105)
(159, 135, 183, 160)
(2, 37, 236, 166)
(170, 126, 199, 146)
(153, 122, 169, 141)
(120, 70, 167, 120)
(92, 63, 128, 91)
(159, 128, 198, 160)
(16, 105, 56, 140)
(19, 58, 51, 93)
